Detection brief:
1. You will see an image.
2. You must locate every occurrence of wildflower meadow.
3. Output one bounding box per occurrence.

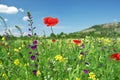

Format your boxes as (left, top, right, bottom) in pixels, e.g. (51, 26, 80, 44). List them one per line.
(0, 12, 120, 80)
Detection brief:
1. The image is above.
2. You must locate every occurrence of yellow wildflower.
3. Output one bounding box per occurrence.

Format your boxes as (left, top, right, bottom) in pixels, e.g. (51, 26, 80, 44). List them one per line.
(65, 78, 69, 80)
(55, 55, 64, 62)
(7, 52, 10, 55)
(14, 48, 19, 52)
(78, 55, 83, 60)
(24, 63, 29, 67)
(75, 77, 80, 80)
(2, 73, 7, 78)
(104, 38, 111, 45)
(92, 78, 97, 80)
(89, 72, 96, 79)
(1, 37, 5, 41)
(22, 44, 25, 48)
(36, 70, 41, 76)
(101, 37, 104, 40)
(105, 38, 111, 43)
(14, 59, 20, 65)
(19, 47, 21, 50)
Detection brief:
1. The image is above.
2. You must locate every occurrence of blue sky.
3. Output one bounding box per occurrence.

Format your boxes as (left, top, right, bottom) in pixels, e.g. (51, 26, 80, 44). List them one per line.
(0, 0, 120, 36)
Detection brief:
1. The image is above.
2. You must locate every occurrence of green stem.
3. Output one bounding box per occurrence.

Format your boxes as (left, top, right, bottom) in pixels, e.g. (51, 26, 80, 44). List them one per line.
(30, 23, 34, 36)
(0, 16, 7, 32)
(51, 27, 53, 33)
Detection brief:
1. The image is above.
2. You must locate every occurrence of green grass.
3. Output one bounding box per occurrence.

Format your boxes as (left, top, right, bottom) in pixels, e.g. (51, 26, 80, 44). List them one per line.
(0, 36, 120, 80)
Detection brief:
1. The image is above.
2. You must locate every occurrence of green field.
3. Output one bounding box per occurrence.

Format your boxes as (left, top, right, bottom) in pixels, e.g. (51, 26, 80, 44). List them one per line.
(0, 36, 120, 80)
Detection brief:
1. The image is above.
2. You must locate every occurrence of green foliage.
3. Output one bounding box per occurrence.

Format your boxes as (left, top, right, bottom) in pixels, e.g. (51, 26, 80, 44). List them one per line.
(15, 25, 23, 37)
(0, 16, 7, 32)
(64, 22, 120, 38)
(1, 37, 120, 79)
(50, 33, 56, 38)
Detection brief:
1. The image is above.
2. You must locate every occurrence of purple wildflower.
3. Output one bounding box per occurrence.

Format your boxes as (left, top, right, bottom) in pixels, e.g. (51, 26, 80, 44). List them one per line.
(31, 45, 37, 50)
(80, 52, 84, 55)
(34, 33, 36, 35)
(33, 40, 38, 45)
(28, 28, 31, 31)
(35, 64, 38, 68)
(5, 35, 10, 40)
(28, 34, 31, 36)
(85, 62, 89, 66)
(29, 52, 32, 54)
(84, 69, 89, 74)
(28, 44, 31, 48)
(32, 70, 37, 75)
(81, 44, 85, 48)
(31, 55, 35, 60)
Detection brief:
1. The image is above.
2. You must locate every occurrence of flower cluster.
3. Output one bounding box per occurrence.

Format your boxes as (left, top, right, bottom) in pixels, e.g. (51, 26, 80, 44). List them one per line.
(27, 12, 40, 76)
(14, 59, 20, 66)
(55, 54, 64, 62)
(110, 53, 120, 61)
(27, 12, 36, 36)
(97, 37, 111, 45)
(88, 72, 97, 80)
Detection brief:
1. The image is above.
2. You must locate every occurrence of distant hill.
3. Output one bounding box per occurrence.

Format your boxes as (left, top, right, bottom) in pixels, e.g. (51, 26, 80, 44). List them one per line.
(67, 22, 120, 38)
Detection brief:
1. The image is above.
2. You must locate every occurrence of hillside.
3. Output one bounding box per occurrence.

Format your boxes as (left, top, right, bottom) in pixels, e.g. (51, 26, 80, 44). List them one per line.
(68, 22, 120, 38)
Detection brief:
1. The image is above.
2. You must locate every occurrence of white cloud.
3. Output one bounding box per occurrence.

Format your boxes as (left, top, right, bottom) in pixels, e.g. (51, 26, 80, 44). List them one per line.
(0, 30, 5, 35)
(0, 4, 18, 14)
(13, 32, 21, 37)
(22, 16, 29, 21)
(4, 18, 8, 22)
(19, 8, 24, 12)
(9, 27, 16, 31)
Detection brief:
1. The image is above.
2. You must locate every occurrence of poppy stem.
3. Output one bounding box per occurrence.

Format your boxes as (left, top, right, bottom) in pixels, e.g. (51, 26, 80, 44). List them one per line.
(51, 26, 54, 33)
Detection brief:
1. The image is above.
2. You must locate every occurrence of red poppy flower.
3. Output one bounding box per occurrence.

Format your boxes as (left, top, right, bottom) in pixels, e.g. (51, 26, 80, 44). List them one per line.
(52, 39, 56, 43)
(73, 39, 81, 45)
(44, 17, 59, 27)
(110, 53, 120, 61)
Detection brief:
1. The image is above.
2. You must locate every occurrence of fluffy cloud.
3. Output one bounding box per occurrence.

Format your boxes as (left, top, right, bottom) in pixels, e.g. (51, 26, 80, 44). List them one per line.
(4, 18, 8, 22)
(0, 4, 18, 14)
(22, 16, 29, 21)
(19, 8, 24, 12)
